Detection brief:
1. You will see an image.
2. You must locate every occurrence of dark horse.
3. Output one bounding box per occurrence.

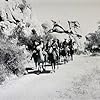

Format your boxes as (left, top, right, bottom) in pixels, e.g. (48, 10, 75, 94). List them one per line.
(47, 47, 58, 72)
(69, 47, 74, 61)
(59, 42, 69, 63)
(68, 39, 74, 61)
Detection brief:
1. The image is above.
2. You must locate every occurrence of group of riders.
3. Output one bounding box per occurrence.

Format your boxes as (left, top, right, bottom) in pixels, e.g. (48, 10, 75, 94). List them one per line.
(30, 36, 75, 73)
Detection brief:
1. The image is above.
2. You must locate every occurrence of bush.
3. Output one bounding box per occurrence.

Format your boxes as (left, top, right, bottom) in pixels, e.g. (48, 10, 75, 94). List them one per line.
(0, 38, 25, 84)
(85, 32, 100, 53)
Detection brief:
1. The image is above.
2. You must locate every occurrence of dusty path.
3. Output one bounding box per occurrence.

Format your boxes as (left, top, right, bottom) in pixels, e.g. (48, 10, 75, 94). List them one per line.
(0, 55, 100, 100)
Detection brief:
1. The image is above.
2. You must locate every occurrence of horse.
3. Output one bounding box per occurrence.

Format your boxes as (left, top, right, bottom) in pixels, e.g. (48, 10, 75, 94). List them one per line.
(47, 47, 58, 72)
(69, 47, 74, 61)
(68, 38, 74, 61)
(31, 46, 46, 74)
(59, 42, 69, 63)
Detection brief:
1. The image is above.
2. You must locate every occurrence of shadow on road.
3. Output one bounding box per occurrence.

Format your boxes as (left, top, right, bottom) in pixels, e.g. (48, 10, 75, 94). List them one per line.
(24, 67, 51, 75)
(28, 70, 51, 75)
(24, 62, 63, 75)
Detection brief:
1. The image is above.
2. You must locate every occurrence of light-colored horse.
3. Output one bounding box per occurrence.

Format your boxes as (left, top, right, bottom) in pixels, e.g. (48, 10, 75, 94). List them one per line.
(31, 46, 46, 74)
(36, 46, 46, 72)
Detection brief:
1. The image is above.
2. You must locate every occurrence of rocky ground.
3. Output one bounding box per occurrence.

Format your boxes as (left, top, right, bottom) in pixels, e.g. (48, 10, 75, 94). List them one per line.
(0, 55, 100, 100)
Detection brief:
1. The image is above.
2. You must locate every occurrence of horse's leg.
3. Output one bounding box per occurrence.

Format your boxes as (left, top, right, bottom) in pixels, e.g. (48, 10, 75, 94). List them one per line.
(71, 53, 73, 61)
(56, 61, 59, 69)
(64, 56, 66, 64)
(68, 51, 70, 60)
(34, 57, 37, 69)
(59, 54, 61, 63)
(70, 49, 73, 61)
(63, 51, 66, 64)
(42, 62, 46, 71)
(44, 56, 46, 66)
(51, 63, 53, 70)
(65, 49, 68, 63)
(53, 61, 56, 72)
(45, 55, 47, 66)
(39, 63, 42, 72)
(34, 62, 37, 69)
(67, 56, 69, 62)
(37, 62, 40, 71)
(51, 62, 54, 72)
(56, 56, 59, 69)
(36, 63, 40, 75)
(60, 55, 63, 62)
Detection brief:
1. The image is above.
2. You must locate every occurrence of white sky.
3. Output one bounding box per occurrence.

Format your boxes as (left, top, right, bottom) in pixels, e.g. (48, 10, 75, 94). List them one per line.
(27, 0, 100, 36)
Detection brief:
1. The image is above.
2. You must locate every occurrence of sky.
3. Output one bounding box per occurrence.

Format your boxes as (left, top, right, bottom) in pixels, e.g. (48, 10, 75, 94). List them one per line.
(27, 0, 100, 36)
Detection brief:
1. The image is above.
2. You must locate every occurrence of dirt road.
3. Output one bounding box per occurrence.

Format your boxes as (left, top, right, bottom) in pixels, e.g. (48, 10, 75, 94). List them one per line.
(0, 55, 100, 100)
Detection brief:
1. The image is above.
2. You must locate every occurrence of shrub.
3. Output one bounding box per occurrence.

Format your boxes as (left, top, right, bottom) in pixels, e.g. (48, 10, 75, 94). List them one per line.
(0, 38, 25, 84)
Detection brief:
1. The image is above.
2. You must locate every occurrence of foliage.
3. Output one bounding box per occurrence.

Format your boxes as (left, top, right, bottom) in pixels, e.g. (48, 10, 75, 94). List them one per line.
(85, 22, 100, 53)
(0, 35, 25, 84)
(41, 21, 53, 34)
(0, 0, 45, 84)
(43, 33, 53, 41)
(85, 32, 100, 53)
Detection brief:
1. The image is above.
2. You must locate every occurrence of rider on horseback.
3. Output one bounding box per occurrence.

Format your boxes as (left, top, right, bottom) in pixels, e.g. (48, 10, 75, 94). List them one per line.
(62, 39, 68, 48)
(30, 39, 46, 73)
(68, 36, 74, 60)
(51, 39, 59, 60)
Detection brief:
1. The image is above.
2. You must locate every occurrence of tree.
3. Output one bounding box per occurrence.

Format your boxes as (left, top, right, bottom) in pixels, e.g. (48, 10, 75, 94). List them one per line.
(85, 23, 100, 53)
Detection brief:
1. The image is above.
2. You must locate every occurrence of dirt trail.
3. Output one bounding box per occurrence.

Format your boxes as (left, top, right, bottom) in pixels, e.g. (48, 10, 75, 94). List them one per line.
(0, 55, 100, 100)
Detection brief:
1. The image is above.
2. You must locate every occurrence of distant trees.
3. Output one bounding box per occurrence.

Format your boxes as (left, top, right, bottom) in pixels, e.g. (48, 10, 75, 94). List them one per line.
(41, 21, 53, 34)
(85, 23, 100, 53)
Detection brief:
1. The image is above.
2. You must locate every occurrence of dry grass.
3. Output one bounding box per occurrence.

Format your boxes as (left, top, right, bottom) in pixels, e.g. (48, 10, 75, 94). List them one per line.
(65, 67, 100, 100)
